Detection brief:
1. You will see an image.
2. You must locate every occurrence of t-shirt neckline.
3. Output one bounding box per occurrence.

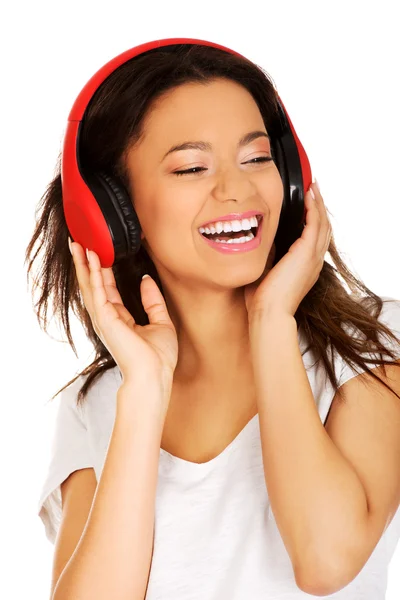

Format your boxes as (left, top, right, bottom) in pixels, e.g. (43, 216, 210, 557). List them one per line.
(159, 412, 260, 478)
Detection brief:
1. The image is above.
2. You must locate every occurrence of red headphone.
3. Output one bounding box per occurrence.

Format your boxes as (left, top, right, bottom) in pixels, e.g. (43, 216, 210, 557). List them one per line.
(61, 37, 312, 268)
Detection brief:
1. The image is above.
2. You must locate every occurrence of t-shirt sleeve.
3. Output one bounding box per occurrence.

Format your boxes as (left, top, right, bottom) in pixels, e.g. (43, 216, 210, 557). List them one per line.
(338, 296, 400, 388)
(37, 375, 94, 545)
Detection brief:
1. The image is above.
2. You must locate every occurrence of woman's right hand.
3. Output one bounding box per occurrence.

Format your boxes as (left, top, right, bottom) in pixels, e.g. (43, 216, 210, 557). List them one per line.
(69, 239, 179, 400)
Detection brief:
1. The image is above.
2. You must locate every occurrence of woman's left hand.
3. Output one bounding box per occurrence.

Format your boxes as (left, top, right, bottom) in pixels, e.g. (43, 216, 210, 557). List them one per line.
(244, 181, 332, 321)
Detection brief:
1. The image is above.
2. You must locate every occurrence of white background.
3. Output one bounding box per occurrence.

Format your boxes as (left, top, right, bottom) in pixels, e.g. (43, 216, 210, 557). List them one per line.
(2, 0, 399, 598)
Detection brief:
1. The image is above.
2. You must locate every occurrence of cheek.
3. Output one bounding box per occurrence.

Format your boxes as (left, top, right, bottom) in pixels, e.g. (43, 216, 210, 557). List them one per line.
(269, 168, 284, 203)
(256, 164, 283, 197)
(138, 188, 198, 248)
(258, 171, 284, 223)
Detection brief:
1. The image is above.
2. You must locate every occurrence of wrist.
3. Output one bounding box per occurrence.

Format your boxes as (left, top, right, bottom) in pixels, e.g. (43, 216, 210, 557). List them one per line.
(249, 311, 297, 349)
(117, 380, 171, 427)
(249, 309, 296, 332)
(119, 368, 173, 396)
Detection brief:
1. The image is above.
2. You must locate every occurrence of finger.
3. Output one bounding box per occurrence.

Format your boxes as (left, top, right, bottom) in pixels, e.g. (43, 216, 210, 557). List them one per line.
(99, 261, 125, 305)
(71, 241, 123, 307)
(325, 224, 333, 251)
(87, 249, 131, 325)
(301, 185, 321, 251)
(140, 275, 175, 327)
(312, 183, 332, 255)
(70, 241, 95, 317)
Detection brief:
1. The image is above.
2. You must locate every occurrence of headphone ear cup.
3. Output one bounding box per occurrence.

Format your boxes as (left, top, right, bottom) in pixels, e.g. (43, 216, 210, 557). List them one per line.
(271, 139, 289, 214)
(86, 171, 142, 261)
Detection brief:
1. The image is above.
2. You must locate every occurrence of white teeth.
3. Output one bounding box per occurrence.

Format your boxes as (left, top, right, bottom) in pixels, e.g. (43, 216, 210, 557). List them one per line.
(199, 215, 259, 235)
(242, 219, 252, 229)
(250, 216, 259, 227)
(214, 232, 255, 244)
(231, 220, 242, 232)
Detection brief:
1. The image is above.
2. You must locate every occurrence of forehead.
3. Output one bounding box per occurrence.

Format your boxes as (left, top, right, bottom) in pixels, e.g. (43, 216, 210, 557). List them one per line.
(143, 79, 264, 133)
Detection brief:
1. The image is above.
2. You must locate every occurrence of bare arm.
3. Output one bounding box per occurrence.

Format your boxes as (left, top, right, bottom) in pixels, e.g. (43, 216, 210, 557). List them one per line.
(249, 314, 371, 594)
(52, 382, 167, 600)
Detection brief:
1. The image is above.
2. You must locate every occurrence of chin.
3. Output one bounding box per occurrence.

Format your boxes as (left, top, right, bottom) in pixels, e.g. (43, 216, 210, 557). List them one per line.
(215, 263, 268, 288)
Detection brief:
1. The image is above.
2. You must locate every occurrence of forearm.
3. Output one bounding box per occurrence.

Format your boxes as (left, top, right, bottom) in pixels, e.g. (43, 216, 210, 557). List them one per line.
(53, 383, 167, 600)
(249, 314, 369, 585)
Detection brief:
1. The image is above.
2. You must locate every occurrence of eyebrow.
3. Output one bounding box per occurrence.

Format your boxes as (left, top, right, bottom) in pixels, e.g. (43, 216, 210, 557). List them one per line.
(161, 130, 270, 162)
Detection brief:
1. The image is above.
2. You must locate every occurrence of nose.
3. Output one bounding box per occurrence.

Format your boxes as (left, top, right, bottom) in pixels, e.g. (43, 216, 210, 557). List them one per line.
(211, 164, 256, 204)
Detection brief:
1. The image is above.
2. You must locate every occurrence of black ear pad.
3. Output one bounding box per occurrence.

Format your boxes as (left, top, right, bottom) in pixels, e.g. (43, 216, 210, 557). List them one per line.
(270, 138, 289, 216)
(269, 137, 304, 265)
(87, 171, 142, 261)
(270, 137, 291, 263)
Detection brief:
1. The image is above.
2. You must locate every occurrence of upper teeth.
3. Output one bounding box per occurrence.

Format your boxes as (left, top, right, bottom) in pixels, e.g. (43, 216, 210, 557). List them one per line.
(199, 215, 259, 235)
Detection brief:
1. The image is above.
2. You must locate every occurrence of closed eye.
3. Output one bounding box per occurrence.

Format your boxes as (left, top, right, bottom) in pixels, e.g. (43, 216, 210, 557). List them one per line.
(173, 166, 207, 176)
(173, 156, 274, 176)
(245, 156, 274, 166)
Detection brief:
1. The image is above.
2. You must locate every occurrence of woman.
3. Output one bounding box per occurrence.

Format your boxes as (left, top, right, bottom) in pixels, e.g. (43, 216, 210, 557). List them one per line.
(26, 40, 400, 599)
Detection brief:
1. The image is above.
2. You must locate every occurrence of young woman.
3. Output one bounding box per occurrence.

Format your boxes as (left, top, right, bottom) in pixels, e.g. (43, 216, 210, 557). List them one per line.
(26, 40, 400, 599)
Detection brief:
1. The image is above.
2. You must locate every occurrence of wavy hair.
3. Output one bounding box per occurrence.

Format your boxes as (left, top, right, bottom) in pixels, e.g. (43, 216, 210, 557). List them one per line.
(24, 44, 400, 407)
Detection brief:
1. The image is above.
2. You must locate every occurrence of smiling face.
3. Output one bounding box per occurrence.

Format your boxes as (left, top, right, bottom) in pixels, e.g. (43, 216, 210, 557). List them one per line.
(123, 77, 284, 290)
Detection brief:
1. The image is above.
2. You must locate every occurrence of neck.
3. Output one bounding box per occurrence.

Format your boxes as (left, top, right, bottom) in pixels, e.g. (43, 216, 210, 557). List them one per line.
(163, 283, 253, 386)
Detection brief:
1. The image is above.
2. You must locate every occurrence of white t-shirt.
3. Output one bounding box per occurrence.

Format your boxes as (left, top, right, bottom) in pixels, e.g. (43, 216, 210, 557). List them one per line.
(38, 296, 400, 599)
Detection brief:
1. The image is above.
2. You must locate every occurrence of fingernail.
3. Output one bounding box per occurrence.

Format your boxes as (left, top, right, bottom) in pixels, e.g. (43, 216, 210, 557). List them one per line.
(142, 274, 150, 280)
(309, 186, 315, 200)
(86, 248, 90, 263)
(68, 237, 73, 256)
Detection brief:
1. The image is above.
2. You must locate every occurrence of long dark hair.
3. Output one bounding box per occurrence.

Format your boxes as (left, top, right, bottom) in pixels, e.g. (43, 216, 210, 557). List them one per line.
(24, 43, 400, 407)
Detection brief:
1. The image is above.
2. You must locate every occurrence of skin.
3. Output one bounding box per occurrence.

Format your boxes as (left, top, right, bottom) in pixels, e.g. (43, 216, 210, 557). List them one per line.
(122, 78, 283, 405)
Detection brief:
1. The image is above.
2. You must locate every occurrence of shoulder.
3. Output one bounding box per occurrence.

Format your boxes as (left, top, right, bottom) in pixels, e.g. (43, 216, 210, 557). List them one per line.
(59, 365, 122, 421)
(337, 295, 400, 387)
(375, 295, 400, 333)
(302, 295, 400, 425)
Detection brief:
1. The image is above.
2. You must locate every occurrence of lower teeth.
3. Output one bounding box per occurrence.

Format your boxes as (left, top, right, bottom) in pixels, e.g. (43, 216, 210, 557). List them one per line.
(213, 231, 255, 244)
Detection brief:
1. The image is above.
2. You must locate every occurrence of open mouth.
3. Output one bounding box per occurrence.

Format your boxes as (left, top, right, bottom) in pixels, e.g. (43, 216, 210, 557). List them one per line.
(199, 215, 263, 244)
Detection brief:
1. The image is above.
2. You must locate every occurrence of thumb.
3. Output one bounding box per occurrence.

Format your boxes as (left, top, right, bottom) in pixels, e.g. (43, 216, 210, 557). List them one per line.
(140, 275, 174, 327)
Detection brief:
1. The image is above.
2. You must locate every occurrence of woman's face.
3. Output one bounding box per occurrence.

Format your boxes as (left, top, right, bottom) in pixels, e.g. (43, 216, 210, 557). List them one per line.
(123, 77, 283, 290)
